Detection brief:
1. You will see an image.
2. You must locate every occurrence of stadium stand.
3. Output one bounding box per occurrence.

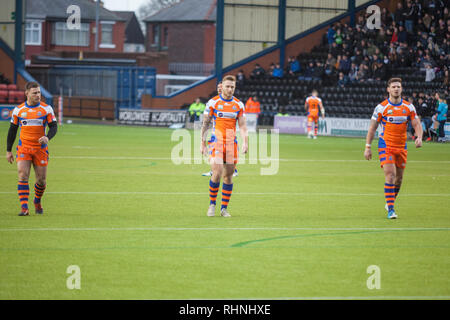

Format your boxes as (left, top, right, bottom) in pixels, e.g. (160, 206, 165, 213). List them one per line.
(219, 1, 449, 126)
(0, 79, 25, 105)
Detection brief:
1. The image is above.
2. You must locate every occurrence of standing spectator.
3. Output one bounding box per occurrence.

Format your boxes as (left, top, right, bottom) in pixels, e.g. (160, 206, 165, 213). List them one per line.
(404, 1, 416, 33)
(436, 94, 448, 142)
(398, 25, 408, 43)
(425, 64, 436, 82)
(423, 13, 432, 30)
(327, 24, 336, 45)
(394, 2, 405, 26)
(417, 96, 435, 141)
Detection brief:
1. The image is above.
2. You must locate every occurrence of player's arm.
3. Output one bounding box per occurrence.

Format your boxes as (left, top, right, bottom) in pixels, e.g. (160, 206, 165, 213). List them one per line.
(38, 121, 58, 145)
(364, 119, 378, 160)
(411, 117, 423, 148)
(319, 100, 325, 119)
(200, 114, 212, 155)
(304, 100, 308, 112)
(238, 115, 249, 154)
(6, 123, 19, 164)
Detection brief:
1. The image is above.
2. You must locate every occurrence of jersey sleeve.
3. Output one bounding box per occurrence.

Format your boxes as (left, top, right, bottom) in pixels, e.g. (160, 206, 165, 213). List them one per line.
(408, 104, 417, 121)
(204, 99, 214, 116)
(44, 105, 57, 123)
(10, 107, 19, 125)
(371, 104, 383, 122)
(237, 101, 245, 118)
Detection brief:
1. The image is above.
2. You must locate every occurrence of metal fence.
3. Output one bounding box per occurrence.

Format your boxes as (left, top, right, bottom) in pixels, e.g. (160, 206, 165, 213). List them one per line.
(169, 63, 215, 76)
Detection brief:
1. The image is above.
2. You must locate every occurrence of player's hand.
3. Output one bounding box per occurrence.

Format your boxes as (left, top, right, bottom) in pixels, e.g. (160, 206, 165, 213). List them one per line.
(6, 152, 14, 164)
(200, 142, 207, 156)
(38, 136, 49, 145)
(415, 137, 422, 148)
(241, 142, 248, 154)
(364, 147, 372, 160)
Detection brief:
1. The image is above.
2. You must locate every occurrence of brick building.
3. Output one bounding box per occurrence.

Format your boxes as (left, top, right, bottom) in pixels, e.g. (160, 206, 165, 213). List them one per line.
(144, 0, 216, 75)
(24, 0, 126, 64)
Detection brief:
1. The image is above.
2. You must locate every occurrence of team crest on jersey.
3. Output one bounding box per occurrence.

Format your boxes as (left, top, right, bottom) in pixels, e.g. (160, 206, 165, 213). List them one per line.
(232, 106, 237, 110)
(37, 111, 42, 116)
(403, 110, 406, 114)
(387, 110, 393, 114)
(21, 112, 27, 117)
(218, 105, 223, 110)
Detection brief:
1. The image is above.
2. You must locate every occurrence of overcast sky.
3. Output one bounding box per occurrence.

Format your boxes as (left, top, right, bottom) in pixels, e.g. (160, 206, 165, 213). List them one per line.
(101, 0, 149, 12)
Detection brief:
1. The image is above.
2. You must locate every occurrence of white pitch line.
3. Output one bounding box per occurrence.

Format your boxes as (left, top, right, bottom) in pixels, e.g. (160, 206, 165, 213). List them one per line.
(0, 191, 449, 196)
(195, 295, 450, 300)
(51, 156, 450, 163)
(0, 227, 449, 232)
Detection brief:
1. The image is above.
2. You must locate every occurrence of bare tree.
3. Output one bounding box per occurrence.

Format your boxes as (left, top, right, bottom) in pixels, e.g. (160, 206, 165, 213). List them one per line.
(137, 0, 181, 23)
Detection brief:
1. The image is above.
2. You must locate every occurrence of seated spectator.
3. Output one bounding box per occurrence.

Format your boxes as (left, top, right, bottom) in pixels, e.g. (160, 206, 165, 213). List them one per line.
(299, 61, 316, 81)
(287, 56, 301, 75)
(236, 70, 246, 87)
(312, 62, 324, 80)
(337, 72, 349, 87)
(188, 98, 205, 122)
(348, 63, 359, 82)
(272, 63, 283, 78)
(245, 95, 261, 117)
(276, 106, 289, 117)
(251, 63, 266, 78)
(338, 54, 351, 74)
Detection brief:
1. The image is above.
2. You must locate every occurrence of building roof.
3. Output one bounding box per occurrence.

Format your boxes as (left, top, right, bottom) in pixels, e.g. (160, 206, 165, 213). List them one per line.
(26, 0, 125, 21)
(112, 11, 145, 44)
(144, 0, 216, 23)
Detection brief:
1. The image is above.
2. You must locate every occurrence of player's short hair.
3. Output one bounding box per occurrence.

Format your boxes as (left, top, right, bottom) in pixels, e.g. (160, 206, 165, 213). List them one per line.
(25, 81, 40, 91)
(387, 77, 402, 87)
(312, 89, 318, 95)
(222, 75, 236, 83)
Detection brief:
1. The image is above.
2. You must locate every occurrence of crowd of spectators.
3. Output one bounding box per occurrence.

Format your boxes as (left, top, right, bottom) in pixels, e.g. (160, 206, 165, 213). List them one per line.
(247, 0, 449, 88)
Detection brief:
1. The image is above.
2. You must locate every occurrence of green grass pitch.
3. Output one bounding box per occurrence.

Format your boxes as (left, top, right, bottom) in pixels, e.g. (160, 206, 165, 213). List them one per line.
(0, 121, 449, 300)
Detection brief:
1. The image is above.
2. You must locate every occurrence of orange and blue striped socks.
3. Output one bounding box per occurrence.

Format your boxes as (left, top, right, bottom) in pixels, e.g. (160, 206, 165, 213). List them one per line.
(221, 183, 233, 210)
(394, 185, 400, 199)
(34, 183, 46, 204)
(209, 180, 220, 205)
(18, 181, 29, 210)
(314, 121, 318, 136)
(385, 183, 396, 211)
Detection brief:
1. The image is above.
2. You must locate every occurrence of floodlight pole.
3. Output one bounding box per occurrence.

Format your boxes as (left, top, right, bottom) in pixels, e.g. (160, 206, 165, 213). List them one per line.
(215, 0, 224, 84)
(94, 0, 99, 51)
(278, 0, 286, 70)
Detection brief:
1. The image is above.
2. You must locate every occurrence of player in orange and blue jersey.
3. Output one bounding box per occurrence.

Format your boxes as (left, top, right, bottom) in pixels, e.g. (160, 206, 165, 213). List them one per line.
(200, 75, 248, 217)
(6, 82, 58, 216)
(364, 78, 422, 219)
(304, 90, 325, 139)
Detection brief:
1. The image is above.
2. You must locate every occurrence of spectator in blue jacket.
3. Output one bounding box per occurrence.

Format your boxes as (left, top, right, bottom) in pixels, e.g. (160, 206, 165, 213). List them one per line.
(436, 94, 448, 142)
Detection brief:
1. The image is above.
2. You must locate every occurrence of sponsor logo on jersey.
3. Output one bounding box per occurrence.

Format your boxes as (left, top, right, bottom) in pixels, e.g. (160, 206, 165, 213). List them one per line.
(216, 112, 237, 119)
(387, 116, 407, 124)
(21, 119, 44, 126)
